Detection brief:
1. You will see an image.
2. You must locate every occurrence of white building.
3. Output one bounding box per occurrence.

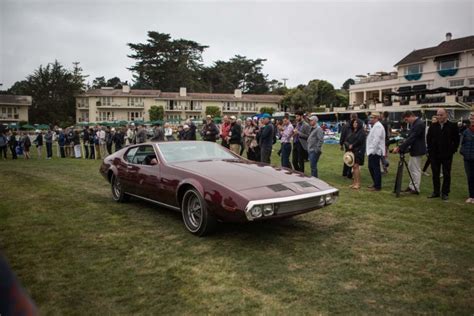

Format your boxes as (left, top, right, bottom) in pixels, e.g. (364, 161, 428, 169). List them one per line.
(0, 95, 32, 125)
(76, 87, 282, 124)
(349, 33, 474, 113)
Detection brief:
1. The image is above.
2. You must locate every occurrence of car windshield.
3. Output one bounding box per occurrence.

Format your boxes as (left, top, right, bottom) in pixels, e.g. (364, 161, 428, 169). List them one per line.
(157, 141, 237, 163)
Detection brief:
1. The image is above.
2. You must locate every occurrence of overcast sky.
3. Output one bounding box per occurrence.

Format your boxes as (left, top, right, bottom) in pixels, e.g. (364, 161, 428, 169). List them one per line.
(1, 0, 473, 91)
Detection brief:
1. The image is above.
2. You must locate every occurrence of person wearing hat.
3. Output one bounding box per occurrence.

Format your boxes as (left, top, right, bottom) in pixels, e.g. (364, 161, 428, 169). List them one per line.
(182, 124, 193, 140)
(307, 115, 324, 178)
(366, 112, 386, 191)
(257, 113, 274, 164)
(292, 110, 312, 173)
(228, 116, 242, 154)
(392, 110, 426, 194)
(344, 118, 366, 190)
(185, 119, 197, 141)
(202, 115, 219, 142)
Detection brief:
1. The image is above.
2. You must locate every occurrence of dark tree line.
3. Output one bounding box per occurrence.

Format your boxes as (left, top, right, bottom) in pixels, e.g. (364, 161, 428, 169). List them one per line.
(127, 31, 283, 94)
(7, 61, 86, 126)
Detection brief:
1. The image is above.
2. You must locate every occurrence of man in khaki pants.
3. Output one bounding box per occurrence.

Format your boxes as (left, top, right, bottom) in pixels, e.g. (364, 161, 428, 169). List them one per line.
(228, 116, 242, 155)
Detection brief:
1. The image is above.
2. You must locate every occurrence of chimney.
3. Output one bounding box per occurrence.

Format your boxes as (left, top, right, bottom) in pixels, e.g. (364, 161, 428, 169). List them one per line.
(122, 85, 130, 93)
(445, 32, 452, 41)
(179, 87, 187, 97)
(234, 89, 242, 98)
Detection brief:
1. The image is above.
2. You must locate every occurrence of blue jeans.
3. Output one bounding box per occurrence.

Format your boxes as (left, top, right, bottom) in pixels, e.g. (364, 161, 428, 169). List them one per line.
(281, 142, 292, 168)
(308, 151, 321, 178)
(368, 154, 382, 189)
(464, 160, 474, 198)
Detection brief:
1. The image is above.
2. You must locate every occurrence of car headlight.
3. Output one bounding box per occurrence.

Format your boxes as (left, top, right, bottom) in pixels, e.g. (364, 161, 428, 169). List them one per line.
(325, 194, 334, 205)
(318, 196, 326, 207)
(263, 204, 274, 216)
(250, 206, 263, 218)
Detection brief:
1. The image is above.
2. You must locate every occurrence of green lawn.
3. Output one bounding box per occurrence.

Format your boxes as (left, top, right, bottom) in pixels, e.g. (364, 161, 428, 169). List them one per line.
(0, 143, 473, 314)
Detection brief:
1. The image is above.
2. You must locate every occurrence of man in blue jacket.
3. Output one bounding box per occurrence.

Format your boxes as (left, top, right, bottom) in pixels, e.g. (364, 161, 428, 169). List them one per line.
(393, 111, 426, 194)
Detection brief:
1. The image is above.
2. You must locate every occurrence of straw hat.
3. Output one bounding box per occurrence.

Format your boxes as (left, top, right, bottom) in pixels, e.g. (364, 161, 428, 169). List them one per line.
(343, 152, 355, 167)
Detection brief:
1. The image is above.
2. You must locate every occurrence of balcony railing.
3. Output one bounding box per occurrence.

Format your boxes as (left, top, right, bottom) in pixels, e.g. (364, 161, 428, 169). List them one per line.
(417, 97, 445, 104)
(223, 107, 240, 112)
(96, 101, 144, 108)
(354, 74, 398, 85)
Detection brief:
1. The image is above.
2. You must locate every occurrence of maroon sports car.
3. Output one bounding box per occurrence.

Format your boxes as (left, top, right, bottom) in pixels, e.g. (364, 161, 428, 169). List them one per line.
(100, 141, 338, 236)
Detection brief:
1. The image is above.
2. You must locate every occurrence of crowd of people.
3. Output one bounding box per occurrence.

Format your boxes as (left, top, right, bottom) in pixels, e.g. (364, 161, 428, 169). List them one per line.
(1, 108, 473, 203)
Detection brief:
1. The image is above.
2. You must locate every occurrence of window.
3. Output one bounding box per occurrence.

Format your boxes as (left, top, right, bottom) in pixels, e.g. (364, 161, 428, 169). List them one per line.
(223, 101, 238, 111)
(404, 64, 423, 75)
(189, 100, 202, 111)
(124, 147, 139, 163)
(438, 59, 459, 70)
(127, 111, 142, 121)
(241, 102, 256, 111)
(129, 145, 156, 165)
(1, 107, 20, 119)
(449, 79, 464, 87)
(468, 78, 474, 86)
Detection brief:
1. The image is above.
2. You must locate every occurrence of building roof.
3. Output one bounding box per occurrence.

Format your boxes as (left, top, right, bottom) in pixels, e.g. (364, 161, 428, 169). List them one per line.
(394, 35, 474, 66)
(82, 89, 161, 97)
(157, 92, 283, 103)
(0, 95, 32, 106)
(81, 89, 283, 103)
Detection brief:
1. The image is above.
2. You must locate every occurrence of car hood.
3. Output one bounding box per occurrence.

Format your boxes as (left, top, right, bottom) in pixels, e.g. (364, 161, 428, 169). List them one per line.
(172, 159, 335, 198)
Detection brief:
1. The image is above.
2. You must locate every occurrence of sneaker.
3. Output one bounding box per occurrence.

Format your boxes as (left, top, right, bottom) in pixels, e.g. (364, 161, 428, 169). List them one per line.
(441, 195, 449, 201)
(423, 172, 430, 176)
(466, 198, 473, 203)
(428, 193, 440, 199)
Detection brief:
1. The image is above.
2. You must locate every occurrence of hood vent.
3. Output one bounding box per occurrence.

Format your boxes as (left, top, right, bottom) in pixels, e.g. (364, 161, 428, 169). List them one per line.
(267, 184, 291, 192)
(295, 181, 315, 188)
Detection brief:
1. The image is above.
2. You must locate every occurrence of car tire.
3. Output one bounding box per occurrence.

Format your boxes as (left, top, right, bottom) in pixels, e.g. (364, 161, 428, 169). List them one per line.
(182, 188, 217, 236)
(111, 174, 130, 203)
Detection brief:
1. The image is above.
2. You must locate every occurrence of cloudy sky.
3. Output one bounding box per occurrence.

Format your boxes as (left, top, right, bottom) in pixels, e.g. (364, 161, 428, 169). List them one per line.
(1, 0, 473, 90)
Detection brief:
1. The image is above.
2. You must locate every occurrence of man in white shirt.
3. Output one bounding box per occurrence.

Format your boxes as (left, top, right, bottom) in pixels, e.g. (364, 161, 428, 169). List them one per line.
(366, 112, 386, 191)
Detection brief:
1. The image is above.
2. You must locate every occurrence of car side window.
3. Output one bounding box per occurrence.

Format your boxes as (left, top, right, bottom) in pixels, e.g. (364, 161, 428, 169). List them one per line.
(131, 145, 157, 165)
(124, 147, 139, 163)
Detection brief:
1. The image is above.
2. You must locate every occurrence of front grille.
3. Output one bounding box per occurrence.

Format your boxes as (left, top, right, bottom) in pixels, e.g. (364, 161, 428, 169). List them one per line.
(276, 196, 323, 214)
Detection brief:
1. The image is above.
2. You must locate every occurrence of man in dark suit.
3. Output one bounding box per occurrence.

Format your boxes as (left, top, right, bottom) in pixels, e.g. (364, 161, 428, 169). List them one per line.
(426, 108, 460, 201)
(393, 111, 426, 193)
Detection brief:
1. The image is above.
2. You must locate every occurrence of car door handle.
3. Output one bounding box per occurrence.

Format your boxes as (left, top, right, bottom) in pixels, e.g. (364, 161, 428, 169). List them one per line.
(127, 165, 134, 169)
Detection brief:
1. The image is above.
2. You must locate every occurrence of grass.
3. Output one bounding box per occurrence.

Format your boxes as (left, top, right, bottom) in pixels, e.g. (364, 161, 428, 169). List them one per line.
(0, 143, 473, 314)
